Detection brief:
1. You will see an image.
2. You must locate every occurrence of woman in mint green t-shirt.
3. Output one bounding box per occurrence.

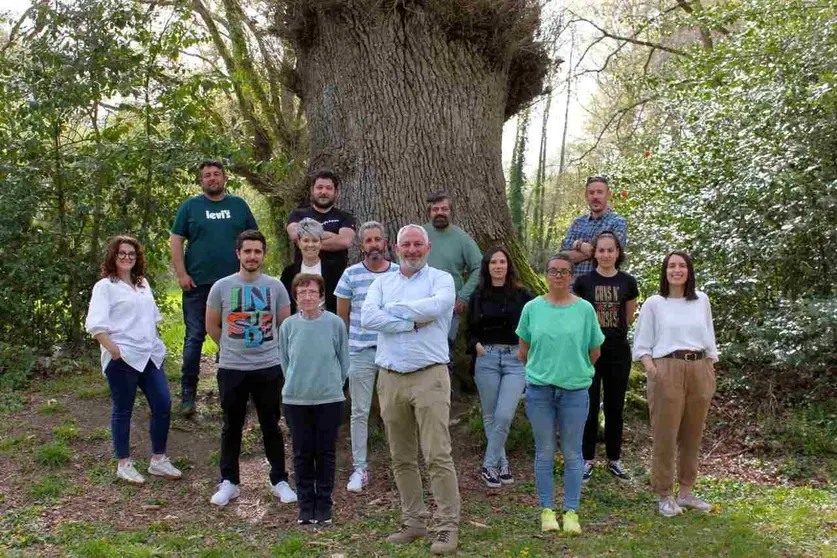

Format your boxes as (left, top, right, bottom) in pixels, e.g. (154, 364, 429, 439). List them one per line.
(516, 253, 605, 536)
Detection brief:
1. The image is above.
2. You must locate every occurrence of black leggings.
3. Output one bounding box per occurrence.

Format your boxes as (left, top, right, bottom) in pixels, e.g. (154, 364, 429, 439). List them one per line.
(582, 342, 631, 461)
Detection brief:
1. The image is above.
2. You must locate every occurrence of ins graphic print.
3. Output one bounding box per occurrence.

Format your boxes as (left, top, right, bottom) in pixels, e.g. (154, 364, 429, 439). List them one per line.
(226, 285, 273, 348)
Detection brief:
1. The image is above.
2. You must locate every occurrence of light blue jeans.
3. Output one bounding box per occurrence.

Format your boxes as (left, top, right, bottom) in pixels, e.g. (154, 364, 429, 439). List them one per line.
(349, 348, 378, 471)
(474, 345, 526, 469)
(525, 383, 589, 511)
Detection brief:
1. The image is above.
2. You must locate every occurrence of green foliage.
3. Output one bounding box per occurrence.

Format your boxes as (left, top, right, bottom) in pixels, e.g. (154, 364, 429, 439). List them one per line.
(0, 345, 36, 391)
(30, 474, 69, 500)
(0, 0, 238, 351)
(37, 399, 65, 415)
(35, 441, 74, 467)
(613, 0, 837, 368)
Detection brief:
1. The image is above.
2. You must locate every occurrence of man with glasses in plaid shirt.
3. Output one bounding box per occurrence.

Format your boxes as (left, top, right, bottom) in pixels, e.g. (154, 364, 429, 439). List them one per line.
(560, 176, 628, 278)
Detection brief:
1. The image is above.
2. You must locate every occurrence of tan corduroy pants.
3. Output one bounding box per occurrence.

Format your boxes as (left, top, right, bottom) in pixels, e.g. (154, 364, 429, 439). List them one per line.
(647, 357, 716, 497)
(377, 364, 461, 531)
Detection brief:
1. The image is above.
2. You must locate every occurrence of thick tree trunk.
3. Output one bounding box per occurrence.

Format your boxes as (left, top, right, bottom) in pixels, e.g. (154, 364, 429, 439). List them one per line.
(284, 4, 547, 292)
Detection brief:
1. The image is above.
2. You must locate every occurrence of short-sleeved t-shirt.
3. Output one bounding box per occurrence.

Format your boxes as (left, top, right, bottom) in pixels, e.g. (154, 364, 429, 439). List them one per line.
(287, 205, 356, 266)
(573, 270, 639, 345)
(207, 272, 290, 370)
(516, 296, 605, 390)
(333, 261, 400, 354)
(171, 194, 257, 286)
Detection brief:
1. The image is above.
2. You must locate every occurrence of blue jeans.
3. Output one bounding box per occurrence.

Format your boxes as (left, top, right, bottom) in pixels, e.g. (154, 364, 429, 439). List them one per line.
(447, 313, 461, 379)
(105, 359, 171, 459)
(525, 383, 589, 511)
(349, 348, 378, 471)
(180, 284, 211, 394)
(474, 345, 526, 469)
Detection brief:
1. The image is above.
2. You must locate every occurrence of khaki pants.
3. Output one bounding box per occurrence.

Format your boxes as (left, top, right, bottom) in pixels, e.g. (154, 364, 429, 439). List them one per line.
(647, 358, 716, 497)
(377, 364, 461, 531)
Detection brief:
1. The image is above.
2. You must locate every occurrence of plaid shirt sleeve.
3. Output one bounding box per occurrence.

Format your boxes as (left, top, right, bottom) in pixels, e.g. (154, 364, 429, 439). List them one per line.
(561, 217, 585, 250)
(610, 215, 628, 250)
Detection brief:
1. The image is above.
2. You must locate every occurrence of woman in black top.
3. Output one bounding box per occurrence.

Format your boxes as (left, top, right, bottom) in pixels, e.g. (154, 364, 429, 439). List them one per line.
(467, 246, 533, 488)
(280, 218, 342, 313)
(572, 231, 638, 482)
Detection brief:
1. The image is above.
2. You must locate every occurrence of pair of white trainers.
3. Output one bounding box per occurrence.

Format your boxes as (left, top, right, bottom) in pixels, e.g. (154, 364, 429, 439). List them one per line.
(117, 457, 182, 484)
(210, 479, 298, 507)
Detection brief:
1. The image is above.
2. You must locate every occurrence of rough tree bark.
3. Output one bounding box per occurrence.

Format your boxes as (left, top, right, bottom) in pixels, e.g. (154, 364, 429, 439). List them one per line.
(277, 1, 551, 291)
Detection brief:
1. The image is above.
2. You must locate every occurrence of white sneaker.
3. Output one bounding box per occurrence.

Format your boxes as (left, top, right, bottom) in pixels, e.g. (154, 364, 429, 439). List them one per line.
(677, 493, 713, 512)
(271, 480, 297, 503)
(210, 480, 240, 507)
(658, 495, 684, 517)
(117, 460, 146, 484)
(347, 469, 369, 493)
(147, 457, 182, 480)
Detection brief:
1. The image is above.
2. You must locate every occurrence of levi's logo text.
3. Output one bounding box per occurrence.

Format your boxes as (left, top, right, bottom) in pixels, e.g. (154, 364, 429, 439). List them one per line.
(227, 285, 273, 348)
(206, 209, 232, 220)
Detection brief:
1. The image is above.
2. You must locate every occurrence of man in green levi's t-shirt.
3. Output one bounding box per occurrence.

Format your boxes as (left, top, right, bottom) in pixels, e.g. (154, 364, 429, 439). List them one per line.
(170, 160, 258, 416)
(515, 296, 605, 390)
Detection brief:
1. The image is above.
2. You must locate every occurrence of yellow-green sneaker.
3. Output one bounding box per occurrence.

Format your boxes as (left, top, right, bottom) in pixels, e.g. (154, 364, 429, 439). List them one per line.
(563, 510, 582, 535)
(541, 508, 560, 532)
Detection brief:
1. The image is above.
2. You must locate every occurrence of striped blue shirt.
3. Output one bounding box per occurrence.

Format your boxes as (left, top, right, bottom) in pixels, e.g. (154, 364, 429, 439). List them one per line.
(334, 261, 400, 354)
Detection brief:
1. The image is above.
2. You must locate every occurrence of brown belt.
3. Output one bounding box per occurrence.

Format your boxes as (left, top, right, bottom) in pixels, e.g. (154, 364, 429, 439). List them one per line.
(662, 350, 706, 362)
(383, 363, 445, 374)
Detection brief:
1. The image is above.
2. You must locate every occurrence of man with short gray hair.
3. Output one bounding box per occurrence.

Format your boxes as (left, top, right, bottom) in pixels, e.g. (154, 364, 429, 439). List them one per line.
(361, 224, 460, 555)
(334, 221, 399, 493)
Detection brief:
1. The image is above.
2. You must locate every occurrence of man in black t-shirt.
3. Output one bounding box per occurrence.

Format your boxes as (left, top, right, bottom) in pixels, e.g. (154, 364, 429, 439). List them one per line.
(286, 170, 357, 270)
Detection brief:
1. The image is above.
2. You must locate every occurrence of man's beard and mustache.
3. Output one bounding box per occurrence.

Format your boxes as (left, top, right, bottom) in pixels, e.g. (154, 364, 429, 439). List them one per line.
(242, 260, 262, 272)
(363, 248, 386, 263)
(432, 215, 449, 229)
(398, 253, 427, 272)
(202, 183, 225, 196)
(311, 194, 335, 210)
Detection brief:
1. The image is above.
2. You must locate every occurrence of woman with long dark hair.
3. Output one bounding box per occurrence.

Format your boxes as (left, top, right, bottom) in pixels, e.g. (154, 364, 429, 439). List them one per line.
(573, 231, 638, 482)
(633, 251, 718, 517)
(85, 235, 181, 484)
(466, 246, 532, 488)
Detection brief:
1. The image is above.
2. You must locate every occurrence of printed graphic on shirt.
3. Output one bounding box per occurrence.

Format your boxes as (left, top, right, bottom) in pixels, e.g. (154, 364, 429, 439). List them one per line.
(205, 209, 232, 219)
(593, 285, 621, 328)
(226, 285, 273, 348)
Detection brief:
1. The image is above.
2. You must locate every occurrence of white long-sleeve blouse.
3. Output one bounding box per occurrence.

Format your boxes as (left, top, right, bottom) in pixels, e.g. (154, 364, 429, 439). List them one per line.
(85, 277, 166, 374)
(632, 290, 719, 362)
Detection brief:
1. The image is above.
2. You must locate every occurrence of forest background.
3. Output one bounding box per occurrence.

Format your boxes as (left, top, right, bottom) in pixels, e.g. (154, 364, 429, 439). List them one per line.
(0, 0, 835, 556)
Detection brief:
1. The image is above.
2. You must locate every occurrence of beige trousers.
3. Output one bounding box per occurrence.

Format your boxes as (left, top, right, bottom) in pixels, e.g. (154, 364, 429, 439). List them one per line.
(647, 357, 716, 497)
(377, 364, 461, 531)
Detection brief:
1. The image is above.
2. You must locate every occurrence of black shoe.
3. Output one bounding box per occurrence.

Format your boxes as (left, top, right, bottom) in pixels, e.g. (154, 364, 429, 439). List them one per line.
(498, 463, 514, 485)
(607, 460, 631, 481)
(297, 509, 316, 525)
(180, 389, 196, 417)
(582, 461, 594, 483)
(480, 467, 501, 488)
(315, 507, 333, 525)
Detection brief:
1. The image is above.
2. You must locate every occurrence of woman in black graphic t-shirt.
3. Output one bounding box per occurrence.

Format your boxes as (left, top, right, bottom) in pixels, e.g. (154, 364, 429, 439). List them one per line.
(572, 231, 638, 483)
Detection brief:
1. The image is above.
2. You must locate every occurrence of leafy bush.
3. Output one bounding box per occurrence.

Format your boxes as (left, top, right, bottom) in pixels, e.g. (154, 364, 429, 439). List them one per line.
(0, 345, 36, 391)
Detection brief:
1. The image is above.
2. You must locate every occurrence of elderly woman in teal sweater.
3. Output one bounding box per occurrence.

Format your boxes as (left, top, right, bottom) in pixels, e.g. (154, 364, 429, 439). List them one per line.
(279, 273, 350, 526)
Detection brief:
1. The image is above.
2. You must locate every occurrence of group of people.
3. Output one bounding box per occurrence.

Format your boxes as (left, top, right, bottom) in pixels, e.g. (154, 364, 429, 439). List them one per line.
(84, 162, 719, 555)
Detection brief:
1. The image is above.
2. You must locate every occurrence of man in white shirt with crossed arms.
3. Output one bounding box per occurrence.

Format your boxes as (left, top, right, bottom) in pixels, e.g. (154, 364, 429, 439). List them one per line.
(361, 224, 460, 556)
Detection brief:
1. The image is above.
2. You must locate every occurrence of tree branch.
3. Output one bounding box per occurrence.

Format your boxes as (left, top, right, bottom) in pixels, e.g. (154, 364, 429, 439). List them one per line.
(571, 96, 658, 164)
(573, 14, 689, 57)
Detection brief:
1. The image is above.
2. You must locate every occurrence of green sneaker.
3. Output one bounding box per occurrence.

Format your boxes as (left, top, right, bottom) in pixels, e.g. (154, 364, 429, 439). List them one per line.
(563, 510, 581, 535)
(180, 390, 196, 417)
(541, 508, 560, 532)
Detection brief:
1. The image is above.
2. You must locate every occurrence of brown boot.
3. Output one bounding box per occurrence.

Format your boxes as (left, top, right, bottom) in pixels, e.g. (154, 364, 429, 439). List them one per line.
(386, 525, 427, 544)
(430, 529, 459, 555)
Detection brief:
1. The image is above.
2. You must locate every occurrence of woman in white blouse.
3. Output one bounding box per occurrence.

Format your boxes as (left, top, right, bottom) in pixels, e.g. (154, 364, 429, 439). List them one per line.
(632, 251, 717, 518)
(85, 235, 182, 484)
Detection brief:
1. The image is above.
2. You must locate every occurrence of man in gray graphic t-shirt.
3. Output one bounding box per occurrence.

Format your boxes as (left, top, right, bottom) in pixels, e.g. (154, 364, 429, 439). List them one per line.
(205, 229, 297, 507)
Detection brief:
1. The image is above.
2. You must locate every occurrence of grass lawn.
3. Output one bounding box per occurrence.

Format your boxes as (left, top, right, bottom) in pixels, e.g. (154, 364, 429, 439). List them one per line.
(0, 348, 835, 556)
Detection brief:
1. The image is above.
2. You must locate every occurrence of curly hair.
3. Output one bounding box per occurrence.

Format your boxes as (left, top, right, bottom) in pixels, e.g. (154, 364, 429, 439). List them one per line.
(101, 235, 146, 287)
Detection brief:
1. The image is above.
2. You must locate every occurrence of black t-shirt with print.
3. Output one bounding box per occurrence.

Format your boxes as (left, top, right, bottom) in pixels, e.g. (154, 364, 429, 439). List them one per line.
(287, 205, 357, 266)
(573, 270, 639, 345)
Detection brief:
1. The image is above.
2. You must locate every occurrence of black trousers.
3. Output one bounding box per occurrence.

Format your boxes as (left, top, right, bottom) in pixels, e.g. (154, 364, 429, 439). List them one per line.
(218, 365, 288, 485)
(582, 341, 632, 461)
(283, 401, 344, 515)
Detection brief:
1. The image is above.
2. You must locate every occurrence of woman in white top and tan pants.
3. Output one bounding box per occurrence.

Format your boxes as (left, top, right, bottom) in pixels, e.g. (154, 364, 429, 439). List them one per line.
(633, 251, 718, 518)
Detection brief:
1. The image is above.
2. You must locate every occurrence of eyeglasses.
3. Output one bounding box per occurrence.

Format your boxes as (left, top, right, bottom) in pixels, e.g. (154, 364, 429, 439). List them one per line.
(586, 175, 608, 186)
(546, 268, 572, 277)
(117, 251, 137, 260)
